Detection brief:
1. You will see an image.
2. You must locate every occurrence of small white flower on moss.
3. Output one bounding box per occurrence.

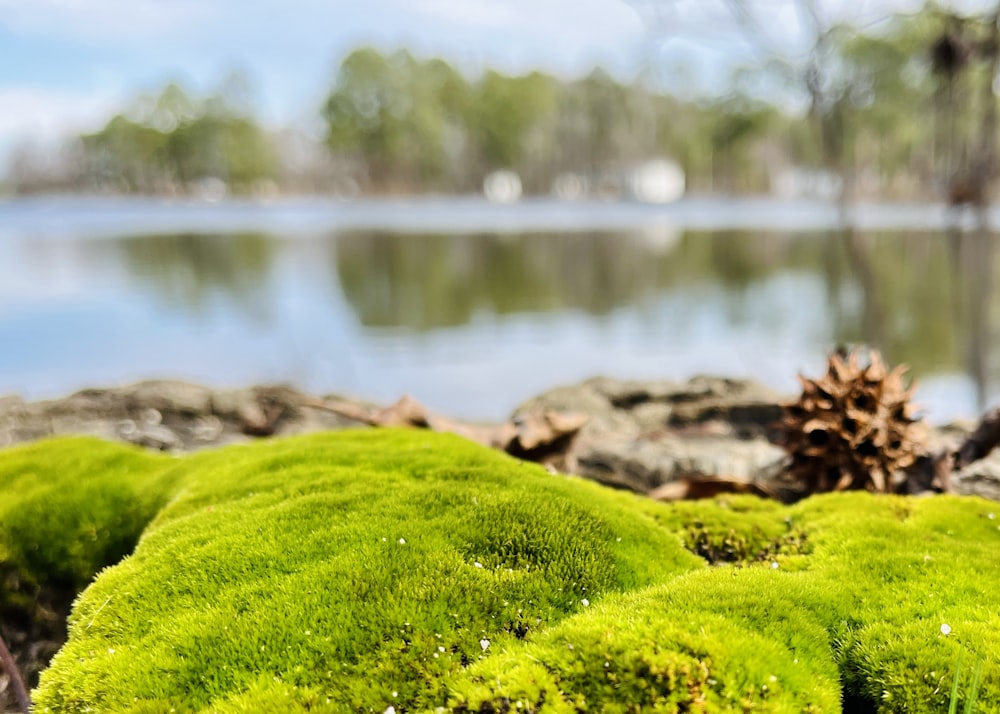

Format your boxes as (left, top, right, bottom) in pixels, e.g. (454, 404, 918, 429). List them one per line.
(940, 623, 951, 635)
(385, 707, 396, 714)
(771, 561, 779, 570)
(391, 691, 398, 698)
(398, 538, 406, 545)
(107, 648, 115, 654)
(438, 646, 445, 653)
(988, 512, 995, 519)
(480, 638, 490, 651)
(581, 598, 589, 607)
(474, 561, 483, 568)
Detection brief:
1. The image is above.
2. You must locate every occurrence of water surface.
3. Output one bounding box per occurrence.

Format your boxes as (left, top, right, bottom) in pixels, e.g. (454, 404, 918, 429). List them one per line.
(1, 197, 996, 422)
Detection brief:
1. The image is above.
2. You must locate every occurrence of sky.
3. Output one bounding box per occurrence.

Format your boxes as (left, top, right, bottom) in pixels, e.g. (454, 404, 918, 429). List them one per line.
(0, 0, 648, 161)
(0, 0, 990, 163)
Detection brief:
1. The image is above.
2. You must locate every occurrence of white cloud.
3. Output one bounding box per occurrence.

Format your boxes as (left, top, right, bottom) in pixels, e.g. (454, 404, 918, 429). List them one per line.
(0, 0, 212, 41)
(399, 0, 646, 76)
(0, 86, 122, 161)
(413, 0, 521, 29)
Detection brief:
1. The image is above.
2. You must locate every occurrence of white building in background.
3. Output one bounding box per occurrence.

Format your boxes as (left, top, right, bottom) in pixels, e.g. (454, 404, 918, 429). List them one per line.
(191, 176, 227, 203)
(626, 159, 685, 204)
(483, 170, 522, 203)
(552, 172, 586, 201)
(550, 160, 685, 203)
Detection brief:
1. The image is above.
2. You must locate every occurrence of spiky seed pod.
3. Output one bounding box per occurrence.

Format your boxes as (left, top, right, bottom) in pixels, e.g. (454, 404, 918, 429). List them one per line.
(780, 349, 926, 494)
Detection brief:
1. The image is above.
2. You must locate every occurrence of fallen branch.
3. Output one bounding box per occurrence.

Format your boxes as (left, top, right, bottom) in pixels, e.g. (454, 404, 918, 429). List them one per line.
(318, 394, 586, 469)
(0, 629, 30, 714)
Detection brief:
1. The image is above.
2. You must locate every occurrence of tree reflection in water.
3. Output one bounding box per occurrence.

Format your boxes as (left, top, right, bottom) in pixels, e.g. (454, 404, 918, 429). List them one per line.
(110, 232, 275, 323)
(44, 225, 999, 419)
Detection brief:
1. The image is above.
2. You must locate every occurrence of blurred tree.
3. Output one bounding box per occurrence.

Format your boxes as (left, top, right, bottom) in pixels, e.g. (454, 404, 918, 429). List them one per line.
(323, 49, 472, 191)
(78, 81, 275, 195)
(469, 69, 557, 181)
(707, 96, 775, 192)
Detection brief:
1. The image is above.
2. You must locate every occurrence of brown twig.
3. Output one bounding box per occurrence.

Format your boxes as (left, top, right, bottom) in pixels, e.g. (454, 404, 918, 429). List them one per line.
(0, 629, 30, 714)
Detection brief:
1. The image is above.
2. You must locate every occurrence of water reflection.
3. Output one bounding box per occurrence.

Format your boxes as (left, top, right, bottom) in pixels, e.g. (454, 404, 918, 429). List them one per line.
(109, 232, 275, 322)
(333, 230, 837, 329)
(1, 224, 998, 420)
(331, 228, 997, 414)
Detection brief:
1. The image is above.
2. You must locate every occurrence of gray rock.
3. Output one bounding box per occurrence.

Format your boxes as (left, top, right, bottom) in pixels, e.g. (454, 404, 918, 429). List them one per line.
(0, 382, 373, 454)
(516, 375, 789, 495)
(126, 381, 213, 416)
(123, 423, 182, 451)
(576, 433, 787, 493)
(954, 451, 1000, 501)
(210, 388, 260, 420)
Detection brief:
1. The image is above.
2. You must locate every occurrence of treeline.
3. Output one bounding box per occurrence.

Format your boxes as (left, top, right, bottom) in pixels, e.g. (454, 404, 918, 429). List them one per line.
(6, 3, 1000, 201)
(319, 48, 800, 195)
(80, 81, 276, 196)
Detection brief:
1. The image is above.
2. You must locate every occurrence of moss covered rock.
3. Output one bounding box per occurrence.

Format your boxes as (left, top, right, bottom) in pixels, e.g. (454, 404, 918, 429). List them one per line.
(0, 437, 175, 595)
(1, 430, 997, 712)
(26, 430, 701, 712)
(447, 493, 1000, 713)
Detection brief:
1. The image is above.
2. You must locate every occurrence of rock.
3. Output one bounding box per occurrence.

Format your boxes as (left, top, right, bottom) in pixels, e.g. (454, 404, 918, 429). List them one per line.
(4, 377, 1000, 504)
(123, 423, 182, 452)
(954, 451, 1000, 502)
(515, 376, 789, 496)
(125, 381, 213, 416)
(210, 388, 259, 421)
(575, 433, 786, 494)
(0, 383, 370, 454)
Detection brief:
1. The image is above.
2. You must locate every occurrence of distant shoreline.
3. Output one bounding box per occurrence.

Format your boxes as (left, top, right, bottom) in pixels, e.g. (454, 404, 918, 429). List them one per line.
(0, 194, 992, 238)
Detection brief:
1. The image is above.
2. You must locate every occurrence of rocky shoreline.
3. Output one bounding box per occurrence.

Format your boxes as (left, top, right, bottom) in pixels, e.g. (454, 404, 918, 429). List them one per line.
(1, 376, 997, 501)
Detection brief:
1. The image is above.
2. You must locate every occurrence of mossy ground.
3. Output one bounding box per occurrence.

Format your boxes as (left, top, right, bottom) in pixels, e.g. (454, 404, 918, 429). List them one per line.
(1, 430, 997, 712)
(0, 438, 178, 690)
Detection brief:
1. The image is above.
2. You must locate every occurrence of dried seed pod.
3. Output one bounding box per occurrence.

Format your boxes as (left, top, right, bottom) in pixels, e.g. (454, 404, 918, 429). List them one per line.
(779, 349, 927, 494)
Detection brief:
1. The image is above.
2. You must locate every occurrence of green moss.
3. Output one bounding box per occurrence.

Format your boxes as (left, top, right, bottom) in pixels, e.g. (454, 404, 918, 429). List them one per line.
(0, 437, 176, 595)
(643, 495, 811, 564)
(793, 493, 1000, 712)
(447, 568, 842, 713)
(31, 430, 701, 712)
(4, 432, 998, 712)
(447, 492, 1000, 713)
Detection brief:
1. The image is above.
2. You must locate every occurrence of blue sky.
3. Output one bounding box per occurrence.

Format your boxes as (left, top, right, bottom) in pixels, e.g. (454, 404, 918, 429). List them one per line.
(0, 0, 983, 162)
(0, 0, 650, 160)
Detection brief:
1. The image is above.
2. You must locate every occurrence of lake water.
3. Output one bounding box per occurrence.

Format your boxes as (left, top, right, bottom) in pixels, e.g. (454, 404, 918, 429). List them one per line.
(2, 196, 998, 423)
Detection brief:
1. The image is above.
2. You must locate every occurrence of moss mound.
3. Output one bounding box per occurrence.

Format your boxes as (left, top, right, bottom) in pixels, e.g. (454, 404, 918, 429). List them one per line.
(1, 431, 997, 712)
(447, 569, 841, 713)
(0, 437, 178, 691)
(0, 437, 174, 595)
(29, 430, 702, 712)
(446, 493, 1000, 713)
